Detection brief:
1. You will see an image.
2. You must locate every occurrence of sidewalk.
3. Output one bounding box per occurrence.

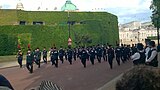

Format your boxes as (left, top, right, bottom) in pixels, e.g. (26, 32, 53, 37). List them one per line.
(0, 60, 25, 69)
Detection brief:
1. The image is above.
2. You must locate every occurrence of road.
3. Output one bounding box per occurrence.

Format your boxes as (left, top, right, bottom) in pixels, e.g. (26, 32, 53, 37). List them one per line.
(0, 59, 132, 90)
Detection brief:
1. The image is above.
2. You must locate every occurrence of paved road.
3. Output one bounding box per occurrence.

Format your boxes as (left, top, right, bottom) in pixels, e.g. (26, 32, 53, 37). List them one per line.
(0, 59, 132, 90)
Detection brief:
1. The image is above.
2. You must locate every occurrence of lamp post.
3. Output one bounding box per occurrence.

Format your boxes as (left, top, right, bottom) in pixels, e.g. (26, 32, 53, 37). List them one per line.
(155, 14, 160, 45)
(138, 31, 140, 43)
(154, 13, 160, 45)
(67, 11, 72, 46)
(68, 11, 71, 38)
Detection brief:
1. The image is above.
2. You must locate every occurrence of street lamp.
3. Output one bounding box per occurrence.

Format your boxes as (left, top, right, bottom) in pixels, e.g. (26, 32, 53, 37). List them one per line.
(68, 11, 71, 38)
(138, 32, 140, 43)
(155, 13, 160, 45)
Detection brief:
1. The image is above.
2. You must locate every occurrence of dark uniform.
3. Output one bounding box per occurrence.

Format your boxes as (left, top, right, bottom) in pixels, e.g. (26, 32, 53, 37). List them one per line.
(81, 48, 87, 68)
(59, 48, 64, 64)
(102, 47, 107, 61)
(26, 50, 33, 73)
(146, 49, 158, 67)
(43, 48, 47, 63)
(35, 49, 41, 68)
(107, 46, 115, 69)
(89, 48, 95, 65)
(97, 47, 103, 63)
(64, 48, 68, 60)
(133, 51, 146, 65)
(115, 46, 121, 66)
(67, 48, 73, 65)
(17, 50, 23, 68)
(73, 48, 77, 61)
(50, 49, 54, 65)
(52, 48, 59, 67)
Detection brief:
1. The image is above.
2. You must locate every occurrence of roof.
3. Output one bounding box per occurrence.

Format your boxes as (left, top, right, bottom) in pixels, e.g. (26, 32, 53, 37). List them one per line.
(61, 0, 77, 11)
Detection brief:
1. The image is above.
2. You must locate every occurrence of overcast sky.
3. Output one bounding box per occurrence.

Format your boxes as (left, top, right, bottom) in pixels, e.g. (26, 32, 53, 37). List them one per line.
(0, 0, 152, 24)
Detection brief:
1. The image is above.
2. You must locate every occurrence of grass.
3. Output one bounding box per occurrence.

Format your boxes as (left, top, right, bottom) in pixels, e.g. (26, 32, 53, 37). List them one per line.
(0, 55, 17, 63)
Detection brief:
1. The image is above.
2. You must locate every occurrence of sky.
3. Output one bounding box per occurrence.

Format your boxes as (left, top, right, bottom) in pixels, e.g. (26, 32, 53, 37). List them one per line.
(0, 0, 152, 24)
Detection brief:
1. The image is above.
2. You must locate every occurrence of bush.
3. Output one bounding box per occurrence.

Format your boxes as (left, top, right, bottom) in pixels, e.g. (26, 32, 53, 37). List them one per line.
(116, 66, 160, 90)
(0, 34, 17, 56)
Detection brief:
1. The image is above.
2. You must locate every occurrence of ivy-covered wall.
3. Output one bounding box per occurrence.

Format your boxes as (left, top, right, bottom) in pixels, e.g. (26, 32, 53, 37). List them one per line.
(0, 9, 119, 55)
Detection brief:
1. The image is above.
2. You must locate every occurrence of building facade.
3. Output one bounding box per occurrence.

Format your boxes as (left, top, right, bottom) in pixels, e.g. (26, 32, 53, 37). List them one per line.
(119, 21, 157, 45)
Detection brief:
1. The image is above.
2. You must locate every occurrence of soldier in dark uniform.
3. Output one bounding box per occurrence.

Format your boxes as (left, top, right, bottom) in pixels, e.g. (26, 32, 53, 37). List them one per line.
(64, 48, 68, 61)
(35, 48, 41, 68)
(59, 46, 64, 64)
(107, 45, 115, 69)
(77, 47, 82, 60)
(102, 46, 107, 61)
(50, 47, 55, 65)
(16, 49, 23, 68)
(67, 46, 73, 65)
(115, 44, 121, 66)
(43, 47, 47, 63)
(131, 44, 137, 55)
(80, 46, 87, 68)
(53, 47, 59, 68)
(126, 45, 131, 60)
(89, 46, 95, 65)
(86, 47, 90, 61)
(73, 48, 77, 61)
(26, 49, 34, 73)
(97, 45, 103, 63)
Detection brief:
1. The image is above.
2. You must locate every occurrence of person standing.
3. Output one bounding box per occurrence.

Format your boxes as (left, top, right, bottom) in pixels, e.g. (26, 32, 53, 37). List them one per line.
(67, 46, 73, 65)
(107, 45, 115, 69)
(146, 41, 158, 67)
(43, 47, 47, 63)
(16, 49, 23, 68)
(59, 46, 64, 64)
(26, 49, 34, 73)
(131, 43, 146, 65)
(81, 46, 87, 68)
(115, 44, 121, 66)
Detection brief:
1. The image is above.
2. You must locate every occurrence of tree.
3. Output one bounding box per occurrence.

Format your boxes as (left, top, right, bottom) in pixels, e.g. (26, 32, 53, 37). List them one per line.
(150, 0, 160, 28)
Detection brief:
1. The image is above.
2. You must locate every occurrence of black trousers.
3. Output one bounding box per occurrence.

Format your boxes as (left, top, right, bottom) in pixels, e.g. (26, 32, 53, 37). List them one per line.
(90, 57, 95, 65)
(97, 55, 102, 63)
(103, 55, 106, 61)
(68, 57, 72, 65)
(81, 58, 86, 68)
(65, 55, 68, 60)
(26, 62, 33, 73)
(59, 56, 64, 63)
(43, 56, 47, 63)
(116, 55, 121, 65)
(35, 59, 40, 68)
(108, 57, 113, 69)
(18, 59, 22, 68)
(51, 57, 55, 65)
(54, 59, 58, 68)
(74, 55, 76, 61)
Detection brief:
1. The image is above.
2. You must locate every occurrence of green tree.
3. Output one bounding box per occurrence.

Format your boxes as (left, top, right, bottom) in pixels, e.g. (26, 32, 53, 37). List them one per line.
(150, 0, 160, 28)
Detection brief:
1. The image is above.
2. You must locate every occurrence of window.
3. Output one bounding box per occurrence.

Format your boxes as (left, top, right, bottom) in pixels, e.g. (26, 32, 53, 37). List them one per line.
(33, 21, 44, 25)
(19, 21, 26, 25)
